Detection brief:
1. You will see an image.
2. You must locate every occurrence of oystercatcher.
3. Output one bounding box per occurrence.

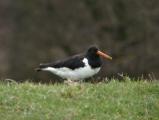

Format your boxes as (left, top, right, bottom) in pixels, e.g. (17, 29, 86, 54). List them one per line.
(36, 46, 112, 81)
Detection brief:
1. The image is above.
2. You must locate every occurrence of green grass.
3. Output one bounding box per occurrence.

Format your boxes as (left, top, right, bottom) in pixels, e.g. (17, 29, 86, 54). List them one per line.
(0, 79, 159, 120)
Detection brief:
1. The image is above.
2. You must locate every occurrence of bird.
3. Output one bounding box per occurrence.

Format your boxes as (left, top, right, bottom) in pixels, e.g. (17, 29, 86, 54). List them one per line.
(36, 46, 112, 81)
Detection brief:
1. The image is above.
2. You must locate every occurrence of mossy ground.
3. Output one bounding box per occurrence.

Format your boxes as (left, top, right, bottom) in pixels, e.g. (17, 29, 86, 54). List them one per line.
(0, 79, 159, 120)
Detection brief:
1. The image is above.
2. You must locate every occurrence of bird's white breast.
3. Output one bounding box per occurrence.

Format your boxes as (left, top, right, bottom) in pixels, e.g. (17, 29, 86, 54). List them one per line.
(42, 58, 100, 80)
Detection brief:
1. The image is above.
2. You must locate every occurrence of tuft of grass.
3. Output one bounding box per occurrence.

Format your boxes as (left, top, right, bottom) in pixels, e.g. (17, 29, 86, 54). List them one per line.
(0, 79, 159, 120)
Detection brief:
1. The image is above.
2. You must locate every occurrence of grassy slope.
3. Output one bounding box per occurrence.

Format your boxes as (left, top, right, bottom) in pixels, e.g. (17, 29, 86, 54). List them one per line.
(0, 80, 159, 120)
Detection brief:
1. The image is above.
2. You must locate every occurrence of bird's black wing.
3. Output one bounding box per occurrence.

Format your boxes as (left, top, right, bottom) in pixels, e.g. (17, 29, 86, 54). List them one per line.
(39, 54, 85, 70)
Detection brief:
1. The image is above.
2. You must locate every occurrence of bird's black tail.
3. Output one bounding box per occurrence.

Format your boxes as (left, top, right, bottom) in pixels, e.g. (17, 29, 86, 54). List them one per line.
(35, 67, 42, 72)
(35, 64, 47, 72)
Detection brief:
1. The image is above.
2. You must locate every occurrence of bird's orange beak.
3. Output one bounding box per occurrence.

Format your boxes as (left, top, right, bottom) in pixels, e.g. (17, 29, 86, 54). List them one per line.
(97, 51, 112, 60)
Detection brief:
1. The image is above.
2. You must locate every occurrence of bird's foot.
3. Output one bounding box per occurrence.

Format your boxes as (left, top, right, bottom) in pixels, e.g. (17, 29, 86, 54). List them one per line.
(64, 79, 80, 86)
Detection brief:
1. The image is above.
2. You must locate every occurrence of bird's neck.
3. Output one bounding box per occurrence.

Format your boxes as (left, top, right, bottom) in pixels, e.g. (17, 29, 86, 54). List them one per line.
(86, 55, 102, 68)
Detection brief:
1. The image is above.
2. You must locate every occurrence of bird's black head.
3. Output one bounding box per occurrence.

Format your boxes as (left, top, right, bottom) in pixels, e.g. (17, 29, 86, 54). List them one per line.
(86, 46, 112, 68)
(86, 46, 99, 58)
(86, 46, 101, 68)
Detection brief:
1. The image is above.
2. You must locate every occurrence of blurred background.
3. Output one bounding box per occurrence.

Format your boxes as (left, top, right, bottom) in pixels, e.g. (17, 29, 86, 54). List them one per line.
(0, 0, 159, 82)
